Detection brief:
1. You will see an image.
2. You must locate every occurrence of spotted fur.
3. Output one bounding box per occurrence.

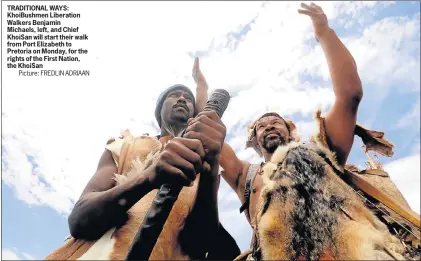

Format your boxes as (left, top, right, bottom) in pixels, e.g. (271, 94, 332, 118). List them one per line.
(254, 142, 405, 260)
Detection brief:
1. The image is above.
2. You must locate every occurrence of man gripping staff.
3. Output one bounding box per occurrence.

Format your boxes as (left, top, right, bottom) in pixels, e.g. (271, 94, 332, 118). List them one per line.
(45, 62, 240, 260)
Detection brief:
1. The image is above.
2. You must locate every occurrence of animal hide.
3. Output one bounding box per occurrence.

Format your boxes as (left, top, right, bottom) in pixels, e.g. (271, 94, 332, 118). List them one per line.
(254, 141, 406, 260)
(45, 131, 200, 260)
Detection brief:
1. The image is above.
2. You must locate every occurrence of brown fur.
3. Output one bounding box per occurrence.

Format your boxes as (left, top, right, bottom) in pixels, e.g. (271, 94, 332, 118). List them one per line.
(254, 142, 405, 260)
(44, 238, 96, 260)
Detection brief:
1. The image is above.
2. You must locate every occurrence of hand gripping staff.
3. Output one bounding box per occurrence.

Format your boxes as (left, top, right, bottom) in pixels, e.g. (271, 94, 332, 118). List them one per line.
(125, 89, 231, 261)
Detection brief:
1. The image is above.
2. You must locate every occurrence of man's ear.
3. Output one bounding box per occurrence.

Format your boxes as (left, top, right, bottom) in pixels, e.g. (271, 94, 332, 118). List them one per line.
(283, 118, 300, 142)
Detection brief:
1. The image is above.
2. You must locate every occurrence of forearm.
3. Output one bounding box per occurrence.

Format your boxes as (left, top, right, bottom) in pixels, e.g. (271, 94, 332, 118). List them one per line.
(68, 174, 153, 240)
(196, 79, 209, 112)
(219, 142, 244, 194)
(319, 28, 363, 100)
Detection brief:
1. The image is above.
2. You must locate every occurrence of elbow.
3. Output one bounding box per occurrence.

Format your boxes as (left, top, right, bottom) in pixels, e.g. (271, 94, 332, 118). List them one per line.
(352, 69, 363, 101)
(68, 212, 102, 240)
(68, 197, 90, 239)
(344, 59, 363, 103)
(354, 75, 363, 99)
(349, 87, 363, 114)
(345, 75, 363, 108)
(354, 79, 363, 102)
(336, 79, 363, 113)
(353, 86, 363, 105)
(67, 203, 96, 240)
(68, 211, 84, 239)
(68, 201, 125, 240)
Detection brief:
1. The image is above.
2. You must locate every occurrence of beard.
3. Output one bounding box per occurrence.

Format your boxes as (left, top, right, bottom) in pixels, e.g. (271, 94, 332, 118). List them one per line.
(262, 135, 286, 153)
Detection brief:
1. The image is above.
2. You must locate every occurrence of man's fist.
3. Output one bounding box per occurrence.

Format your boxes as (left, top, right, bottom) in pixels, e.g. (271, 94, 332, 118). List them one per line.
(185, 111, 226, 162)
(147, 137, 205, 189)
(298, 2, 330, 42)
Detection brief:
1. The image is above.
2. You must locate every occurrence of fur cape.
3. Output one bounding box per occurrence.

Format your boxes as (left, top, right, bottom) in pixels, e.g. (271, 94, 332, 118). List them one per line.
(239, 110, 419, 260)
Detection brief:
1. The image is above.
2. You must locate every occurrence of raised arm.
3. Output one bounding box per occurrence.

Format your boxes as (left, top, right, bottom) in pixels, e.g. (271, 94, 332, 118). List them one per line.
(192, 57, 248, 198)
(193, 57, 209, 112)
(299, 2, 363, 165)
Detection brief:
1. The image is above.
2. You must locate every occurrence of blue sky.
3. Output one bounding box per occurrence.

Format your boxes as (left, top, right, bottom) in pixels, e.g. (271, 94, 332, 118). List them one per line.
(2, 184, 68, 259)
(2, 1, 420, 259)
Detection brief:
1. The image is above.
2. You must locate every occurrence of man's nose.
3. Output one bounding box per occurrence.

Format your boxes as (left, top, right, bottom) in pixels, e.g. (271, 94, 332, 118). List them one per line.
(177, 95, 187, 104)
(265, 125, 275, 131)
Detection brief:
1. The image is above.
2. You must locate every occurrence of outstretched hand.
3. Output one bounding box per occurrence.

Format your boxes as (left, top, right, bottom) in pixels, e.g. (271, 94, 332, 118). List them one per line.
(298, 2, 330, 42)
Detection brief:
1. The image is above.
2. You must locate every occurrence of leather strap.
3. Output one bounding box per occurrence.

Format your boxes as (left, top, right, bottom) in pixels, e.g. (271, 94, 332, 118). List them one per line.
(239, 163, 260, 220)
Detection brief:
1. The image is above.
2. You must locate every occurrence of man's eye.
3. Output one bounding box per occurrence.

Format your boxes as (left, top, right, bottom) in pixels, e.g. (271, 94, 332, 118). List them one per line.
(257, 125, 264, 129)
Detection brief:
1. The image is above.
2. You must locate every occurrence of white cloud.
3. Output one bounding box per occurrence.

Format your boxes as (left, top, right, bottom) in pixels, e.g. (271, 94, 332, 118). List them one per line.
(2, 249, 21, 260)
(295, 120, 318, 141)
(348, 15, 420, 90)
(384, 154, 420, 214)
(21, 253, 35, 260)
(2, 1, 420, 253)
(304, 14, 420, 92)
(1, 248, 35, 260)
(382, 1, 396, 7)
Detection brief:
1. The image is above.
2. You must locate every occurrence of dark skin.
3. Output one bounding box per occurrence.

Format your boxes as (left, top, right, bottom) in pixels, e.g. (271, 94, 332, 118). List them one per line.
(255, 116, 291, 159)
(218, 2, 363, 226)
(68, 89, 226, 257)
(160, 89, 195, 134)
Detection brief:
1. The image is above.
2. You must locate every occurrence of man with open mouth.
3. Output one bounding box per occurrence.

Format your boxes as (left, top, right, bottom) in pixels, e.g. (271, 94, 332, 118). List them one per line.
(194, 2, 419, 260)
